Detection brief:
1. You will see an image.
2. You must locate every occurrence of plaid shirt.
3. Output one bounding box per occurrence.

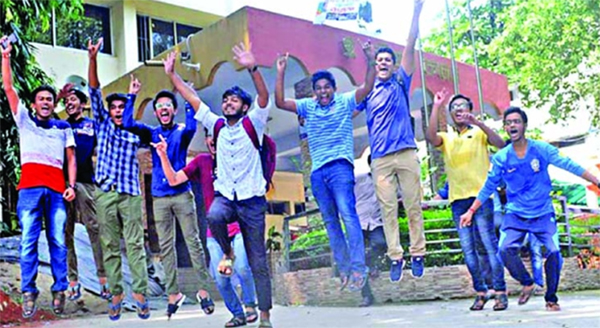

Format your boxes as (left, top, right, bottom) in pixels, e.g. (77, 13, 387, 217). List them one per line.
(90, 87, 146, 196)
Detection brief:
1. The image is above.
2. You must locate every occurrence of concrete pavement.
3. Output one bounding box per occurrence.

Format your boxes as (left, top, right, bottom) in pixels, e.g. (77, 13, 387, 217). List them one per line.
(40, 290, 600, 328)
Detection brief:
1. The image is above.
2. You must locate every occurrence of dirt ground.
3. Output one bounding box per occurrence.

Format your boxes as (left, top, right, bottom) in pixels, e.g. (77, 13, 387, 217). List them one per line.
(0, 261, 109, 326)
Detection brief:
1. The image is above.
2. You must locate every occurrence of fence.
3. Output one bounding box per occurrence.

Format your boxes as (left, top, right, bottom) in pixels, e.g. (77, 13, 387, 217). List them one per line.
(281, 196, 600, 272)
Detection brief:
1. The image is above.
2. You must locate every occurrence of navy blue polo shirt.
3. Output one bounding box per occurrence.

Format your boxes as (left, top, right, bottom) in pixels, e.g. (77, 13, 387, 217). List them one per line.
(67, 116, 96, 184)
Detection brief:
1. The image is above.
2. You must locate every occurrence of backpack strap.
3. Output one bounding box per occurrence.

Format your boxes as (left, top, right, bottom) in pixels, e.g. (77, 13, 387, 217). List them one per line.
(241, 116, 261, 150)
(213, 118, 226, 148)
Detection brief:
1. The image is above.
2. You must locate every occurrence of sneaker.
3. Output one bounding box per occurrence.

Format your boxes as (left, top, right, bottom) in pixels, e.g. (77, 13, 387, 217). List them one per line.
(411, 256, 425, 278)
(389, 259, 405, 282)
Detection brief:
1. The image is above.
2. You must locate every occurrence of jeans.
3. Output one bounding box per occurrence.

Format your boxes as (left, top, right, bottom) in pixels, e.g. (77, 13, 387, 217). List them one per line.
(208, 195, 271, 312)
(311, 159, 366, 276)
(524, 233, 544, 287)
(17, 187, 68, 294)
(361, 227, 386, 299)
(499, 212, 562, 303)
(451, 198, 506, 292)
(207, 235, 256, 318)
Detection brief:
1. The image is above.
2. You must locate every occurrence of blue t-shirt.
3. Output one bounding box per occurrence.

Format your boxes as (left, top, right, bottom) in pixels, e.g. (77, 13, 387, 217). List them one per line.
(296, 91, 357, 172)
(477, 139, 585, 218)
(67, 116, 96, 184)
(122, 102, 197, 197)
(356, 68, 415, 159)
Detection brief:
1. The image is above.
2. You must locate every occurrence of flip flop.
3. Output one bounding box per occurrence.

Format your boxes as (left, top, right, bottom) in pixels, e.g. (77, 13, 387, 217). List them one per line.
(245, 306, 258, 323)
(197, 291, 215, 315)
(52, 291, 66, 315)
(225, 316, 247, 327)
(108, 299, 122, 321)
(518, 285, 535, 305)
(21, 292, 38, 319)
(67, 282, 82, 301)
(167, 294, 186, 320)
(100, 282, 112, 300)
(136, 297, 151, 320)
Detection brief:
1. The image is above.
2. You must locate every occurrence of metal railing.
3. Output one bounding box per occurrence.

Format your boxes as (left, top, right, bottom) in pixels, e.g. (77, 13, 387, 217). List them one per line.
(281, 196, 600, 272)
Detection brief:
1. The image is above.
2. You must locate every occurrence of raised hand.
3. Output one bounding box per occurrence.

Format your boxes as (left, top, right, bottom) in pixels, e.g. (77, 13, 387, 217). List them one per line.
(433, 88, 449, 108)
(163, 51, 177, 76)
(151, 134, 168, 157)
(57, 83, 74, 103)
(462, 112, 480, 126)
(1, 35, 13, 56)
(87, 38, 103, 59)
(129, 74, 141, 95)
(276, 53, 289, 73)
(232, 42, 256, 70)
(360, 39, 374, 62)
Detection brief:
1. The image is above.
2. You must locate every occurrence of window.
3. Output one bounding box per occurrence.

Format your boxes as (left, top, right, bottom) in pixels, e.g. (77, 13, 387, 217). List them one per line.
(137, 15, 202, 62)
(31, 4, 112, 55)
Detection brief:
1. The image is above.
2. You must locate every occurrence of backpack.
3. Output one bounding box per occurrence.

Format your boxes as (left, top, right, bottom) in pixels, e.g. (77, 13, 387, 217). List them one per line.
(395, 73, 416, 135)
(213, 116, 276, 191)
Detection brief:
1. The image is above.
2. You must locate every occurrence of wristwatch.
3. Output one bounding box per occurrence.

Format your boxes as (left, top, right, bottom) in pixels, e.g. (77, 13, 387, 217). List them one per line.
(69, 184, 77, 190)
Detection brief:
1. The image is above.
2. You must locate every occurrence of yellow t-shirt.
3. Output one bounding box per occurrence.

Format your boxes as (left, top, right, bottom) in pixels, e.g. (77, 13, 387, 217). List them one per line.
(438, 126, 490, 203)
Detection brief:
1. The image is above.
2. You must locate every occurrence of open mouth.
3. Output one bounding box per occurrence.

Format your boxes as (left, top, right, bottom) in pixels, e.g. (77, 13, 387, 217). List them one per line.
(509, 128, 519, 137)
(159, 111, 171, 123)
(114, 114, 123, 120)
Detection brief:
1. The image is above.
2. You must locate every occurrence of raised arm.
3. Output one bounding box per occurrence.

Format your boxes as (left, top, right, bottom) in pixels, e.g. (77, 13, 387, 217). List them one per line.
(463, 112, 505, 148)
(233, 42, 268, 108)
(401, 0, 424, 75)
(425, 89, 448, 147)
(355, 40, 376, 104)
(274, 53, 298, 113)
(87, 38, 109, 122)
(151, 135, 190, 186)
(1, 36, 19, 114)
(164, 52, 202, 111)
(122, 75, 152, 137)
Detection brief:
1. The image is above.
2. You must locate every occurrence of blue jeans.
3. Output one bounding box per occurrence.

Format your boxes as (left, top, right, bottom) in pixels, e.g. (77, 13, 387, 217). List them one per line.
(17, 187, 68, 293)
(499, 213, 562, 303)
(451, 198, 506, 292)
(311, 159, 366, 276)
(524, 233, 544, 287)
(207, 235, 256, 318)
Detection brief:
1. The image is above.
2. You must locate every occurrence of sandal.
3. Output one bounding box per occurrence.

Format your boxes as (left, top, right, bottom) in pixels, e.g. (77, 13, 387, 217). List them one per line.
(225, 316, 247, 327)
(258, 319, 273, 328)
(197, 291, 215, 315)
(108, 299, 122, 321)
(339, 275, 350, 291)
(21, 292, 38, 319)
(493, 293, 509, 311)
(100, 282, 112, 300)
(518, 285, 535, 305)
(245, 306, 258, 323)
(167, 294, 186, 320)
(469, 294, 489, 311)
(348, 272, 368, 292)
(545, 301, 561, 311)
(52, 291, 66, 315)
(68, 282, 82, 301)
(136, 298, 151, 320)
(218, 257, 235, 277)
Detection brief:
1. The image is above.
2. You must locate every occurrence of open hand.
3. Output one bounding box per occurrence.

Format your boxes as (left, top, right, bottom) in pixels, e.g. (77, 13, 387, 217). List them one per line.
(462, 112, 480, 126)
(232, 42, 256, 70)
(129, 74, 141, 95)
(360, 39, 374, 62)
(87, 38, 103, 59)
(57, 83, 75, 103)
(163, 51, 177, 76)
(433, 88, 449, 108)
(151, 134, 168, 156)
(276, 52, 289, 73)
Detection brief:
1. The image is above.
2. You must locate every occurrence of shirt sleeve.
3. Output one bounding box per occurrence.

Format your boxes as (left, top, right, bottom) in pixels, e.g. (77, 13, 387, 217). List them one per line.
(193, 101, 219, 133)
(65, 128, 76, 148)
(398, 67, 413, 93)
(182, 156, 201, 184)
(183, 102, 198, 140)
(437, 182, 449, 200)
(542, 142, 585, 176)
(344, 90, 357, 113)
(89, 87, 108, 123)
(436, 132, 448, 151)
(355, 99, 366, 112)
(122, 96, 153, 140)
(248, 96, 272, 140)
(12, 101, 30, 129)
(477, 154, 504, 203)
(295, 98, 309, 119)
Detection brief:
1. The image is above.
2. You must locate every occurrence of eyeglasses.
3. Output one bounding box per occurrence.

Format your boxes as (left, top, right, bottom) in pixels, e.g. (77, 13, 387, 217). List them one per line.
(503, 119, 523, 126)
(156, 102, 173, 110)
(450, 103, 469, 111)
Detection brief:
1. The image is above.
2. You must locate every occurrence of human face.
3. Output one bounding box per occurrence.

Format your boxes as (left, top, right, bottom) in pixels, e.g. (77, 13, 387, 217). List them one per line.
(109, 100, 126, 126)
(375, 52, 395, 81)
(154, 97, 176, 126)
(449, 99, 471, 125)
(313, 79, 335, 107)
(64, 93, 83, 119)
(32, 91, 55, 121)
(503, 112, 526, 142)
(221, 95, 247, 120)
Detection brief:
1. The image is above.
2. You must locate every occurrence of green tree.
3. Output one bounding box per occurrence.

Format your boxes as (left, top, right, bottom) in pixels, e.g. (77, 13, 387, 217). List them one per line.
(0, 0, 83, 233)
(424, 0, 600, 125)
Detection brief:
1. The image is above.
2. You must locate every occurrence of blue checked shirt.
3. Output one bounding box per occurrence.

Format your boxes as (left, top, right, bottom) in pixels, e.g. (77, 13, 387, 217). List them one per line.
(90, 87, 148, 196)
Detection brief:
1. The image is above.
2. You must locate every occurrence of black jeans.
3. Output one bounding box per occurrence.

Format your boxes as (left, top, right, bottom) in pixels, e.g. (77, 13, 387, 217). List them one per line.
(208, 194, 272, 311)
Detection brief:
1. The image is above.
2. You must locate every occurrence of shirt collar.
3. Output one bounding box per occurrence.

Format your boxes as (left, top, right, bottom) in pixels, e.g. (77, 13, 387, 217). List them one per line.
(313, 93, 338, 109)
(453, 125, 474, 135)
(375, 74, 397, 88)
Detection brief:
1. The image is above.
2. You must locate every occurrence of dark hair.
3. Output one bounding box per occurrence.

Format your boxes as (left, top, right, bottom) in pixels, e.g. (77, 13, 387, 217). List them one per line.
(31, 85, 57, 104)
(448, 94, 473, 111)
(311, 70, 336, 90)
(222, 86, 252, 108)
(153, 90, 178, 110)
(503, 106, 528, 124)
(375, 47, 396, 64)
(71, 89, 88, 104)
(105, 93, 128, 107)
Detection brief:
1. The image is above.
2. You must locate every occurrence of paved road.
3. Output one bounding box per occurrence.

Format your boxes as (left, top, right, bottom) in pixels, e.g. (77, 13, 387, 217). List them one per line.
(38, 290, 600, 328)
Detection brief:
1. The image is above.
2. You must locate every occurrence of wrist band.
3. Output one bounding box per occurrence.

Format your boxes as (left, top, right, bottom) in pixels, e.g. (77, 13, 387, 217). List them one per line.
(467, 208, 476, 214)
(248, 65, 258, 73)
(2, 53, 9, 59)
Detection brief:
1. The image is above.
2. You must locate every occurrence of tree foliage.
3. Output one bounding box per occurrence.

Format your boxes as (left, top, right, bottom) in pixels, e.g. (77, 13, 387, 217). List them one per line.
(0, 0, 83, 186)
(424, 0, 600, 126)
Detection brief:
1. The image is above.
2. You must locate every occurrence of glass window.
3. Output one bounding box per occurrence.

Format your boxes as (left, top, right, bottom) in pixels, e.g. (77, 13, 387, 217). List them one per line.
(56, 4, 112, 54)
(151, 18, 174, 57)
(137, 15, 151, 62)
(176, 23, 202, 43)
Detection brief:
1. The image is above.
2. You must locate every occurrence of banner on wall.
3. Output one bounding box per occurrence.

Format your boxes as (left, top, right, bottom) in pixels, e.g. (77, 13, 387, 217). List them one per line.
(314, 0, 381, 34)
